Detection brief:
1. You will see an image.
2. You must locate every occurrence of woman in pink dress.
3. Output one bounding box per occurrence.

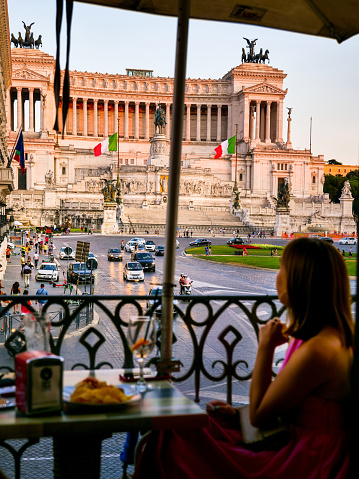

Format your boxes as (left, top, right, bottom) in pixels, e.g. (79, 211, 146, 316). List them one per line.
(134, 237, 353, 479)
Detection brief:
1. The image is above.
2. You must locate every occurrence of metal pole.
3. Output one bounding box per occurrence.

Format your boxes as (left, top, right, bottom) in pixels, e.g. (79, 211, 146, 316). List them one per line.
(161, 0, 190, 369)
(235, 124, 238, 182)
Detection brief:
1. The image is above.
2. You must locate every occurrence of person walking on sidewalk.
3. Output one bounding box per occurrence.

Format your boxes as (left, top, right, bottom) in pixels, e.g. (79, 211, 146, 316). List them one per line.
(22, 263, 32, 288)
(21, 290, 32, 314)
(6, 246, 11, 263)
(10, 282, 21, 313)
(33, 252, 39, 268)
(35, 284, 48, 313)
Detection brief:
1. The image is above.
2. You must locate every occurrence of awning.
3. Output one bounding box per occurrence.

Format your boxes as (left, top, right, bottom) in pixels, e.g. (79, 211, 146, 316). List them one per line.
(74, 0, 359, 43)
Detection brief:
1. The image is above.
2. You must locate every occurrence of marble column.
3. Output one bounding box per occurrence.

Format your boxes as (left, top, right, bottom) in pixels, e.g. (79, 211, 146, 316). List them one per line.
(40, 89, 46, 132)
(277, 101, 284, 143)
(249, 105, 255, 140)
(16, 87, 22, 130)
(216, 105, 222, 141)
(166, 103, 171, 138)
(135, 101, 139, 139)
(206, 104, 211, 141)
(28, 88, 34, 132)
(227, 104, 232, 138)
(124, 101, 129, 138)
(196, 104, 201, 141)
(6, 90, 11, 131)
(83, 98, 88, 136)
(186, 104, 191, 141)
(265, 101, 271, 143)
(255, 100, 261, 140)
(93, 100, 98, 137)
(72, 98, 77, 136)
(114, 101, 119, 136)
(246, 164, 251, 190)
(145, 102, 150, 140)
(104, 100, 109, 138)
(243, 100, 249, 140)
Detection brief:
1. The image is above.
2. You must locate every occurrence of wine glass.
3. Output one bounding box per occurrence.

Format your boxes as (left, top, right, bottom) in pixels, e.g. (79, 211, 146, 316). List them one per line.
(127, 316, 156, 393)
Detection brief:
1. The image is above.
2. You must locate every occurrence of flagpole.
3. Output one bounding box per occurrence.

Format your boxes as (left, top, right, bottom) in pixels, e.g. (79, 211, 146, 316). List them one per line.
(8, 125, 23, 167)
(235, 123, 238, 183)
(117, 118, 120, 184)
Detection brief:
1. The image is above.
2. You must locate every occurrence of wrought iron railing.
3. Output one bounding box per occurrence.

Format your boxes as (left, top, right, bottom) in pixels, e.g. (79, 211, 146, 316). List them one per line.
(0, 294, 288, 397)
(0, 293, 356, 479)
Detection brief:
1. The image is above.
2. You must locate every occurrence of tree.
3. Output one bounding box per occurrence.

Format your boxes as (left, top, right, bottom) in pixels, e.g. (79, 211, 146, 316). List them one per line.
(327, 159, 342, 165)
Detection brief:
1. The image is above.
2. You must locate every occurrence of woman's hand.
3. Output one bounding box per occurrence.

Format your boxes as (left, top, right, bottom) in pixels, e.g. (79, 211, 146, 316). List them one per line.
(206, 400, 236, 417)
(258, 318, 288, 350)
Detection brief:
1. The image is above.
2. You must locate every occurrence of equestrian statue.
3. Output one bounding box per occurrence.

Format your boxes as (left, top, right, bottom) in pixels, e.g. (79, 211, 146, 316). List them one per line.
(154, 104, 167, 134)
(11, 22, 42, 49)
(241, 38, 269, 64)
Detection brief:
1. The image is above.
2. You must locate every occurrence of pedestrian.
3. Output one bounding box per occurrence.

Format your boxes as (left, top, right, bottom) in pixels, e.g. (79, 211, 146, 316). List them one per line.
(84, 226, 87, 233)
(22, 263, 32, 288)
(349, 247, 353, 257)
(33, 252, 39, 268)
(208, 246, 212, 256)
(243, 246, 247, 256)
(190, 231, 193, 237)
(21, 290, 33, 315)
(81, 226, 84, 233)
(10, 281, 21, 313)
(6, 246, 11, 263)
(0, 287, 10, 335)
(35, 284, 48, 312)
(271, 249, 274, 256)
(274, 248, 278, 256)
(39, 242, 43, 254)
(43, 243, 48, 255)
(205, 246, 209, 256)
(223, 228, 225, 235)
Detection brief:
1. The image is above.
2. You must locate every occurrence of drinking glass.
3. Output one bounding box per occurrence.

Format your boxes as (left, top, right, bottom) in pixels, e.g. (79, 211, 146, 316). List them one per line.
(24, 313, 51, 352)
(127, 316, 156, 393)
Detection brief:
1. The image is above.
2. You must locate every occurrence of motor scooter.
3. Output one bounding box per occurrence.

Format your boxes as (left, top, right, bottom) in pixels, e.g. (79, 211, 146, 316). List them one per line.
(181, 278, 193, 295)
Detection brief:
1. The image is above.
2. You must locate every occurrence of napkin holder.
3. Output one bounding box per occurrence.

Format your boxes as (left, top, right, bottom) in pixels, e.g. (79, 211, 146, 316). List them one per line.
(15, 351, 64, 416)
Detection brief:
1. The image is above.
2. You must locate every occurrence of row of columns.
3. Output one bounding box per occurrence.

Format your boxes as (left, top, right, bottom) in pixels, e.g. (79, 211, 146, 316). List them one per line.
(247, 99, 283, 143)
(68, 98, 228, 141)
(12, 87, 46, 132)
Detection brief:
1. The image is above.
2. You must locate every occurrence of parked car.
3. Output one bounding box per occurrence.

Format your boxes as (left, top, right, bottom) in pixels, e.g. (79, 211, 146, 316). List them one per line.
(107, 248, 123, 261)
(155, 245, 165, 256)
(131, 252, 155, 272)
(319, 236, 334, 244)
(36, 263, 60, 282)
(67, 262, 95, 283)
(145, 240, 156, 252)
(227, 237, 244, 245)
(123, 262, 144, 282)
(339, 237, 357, 245)
(146, 285, 178, 319)
(189, 238, 212, 247)
(59, 246, 75, 260)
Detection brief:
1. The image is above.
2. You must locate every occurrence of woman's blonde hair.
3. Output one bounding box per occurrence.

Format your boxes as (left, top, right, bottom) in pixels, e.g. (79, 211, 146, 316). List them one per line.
(281, 237, 354, 347)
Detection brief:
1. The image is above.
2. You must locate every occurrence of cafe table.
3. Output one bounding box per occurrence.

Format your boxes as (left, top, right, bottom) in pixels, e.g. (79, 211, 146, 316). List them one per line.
(0, 369, 209, 479)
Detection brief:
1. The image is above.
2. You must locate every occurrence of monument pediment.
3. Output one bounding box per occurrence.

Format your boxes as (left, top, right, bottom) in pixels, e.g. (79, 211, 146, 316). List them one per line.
(244, 82, 286, 95)
(12, 68, 49, 82)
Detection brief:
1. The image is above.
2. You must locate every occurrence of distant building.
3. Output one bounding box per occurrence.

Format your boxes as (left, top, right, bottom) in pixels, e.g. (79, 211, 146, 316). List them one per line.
(324, 164, 358, 176)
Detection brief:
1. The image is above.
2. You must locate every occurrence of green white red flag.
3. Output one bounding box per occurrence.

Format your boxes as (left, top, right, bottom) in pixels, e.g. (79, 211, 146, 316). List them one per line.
(214, 135, 236, 159)
(94, 133, 117, 156)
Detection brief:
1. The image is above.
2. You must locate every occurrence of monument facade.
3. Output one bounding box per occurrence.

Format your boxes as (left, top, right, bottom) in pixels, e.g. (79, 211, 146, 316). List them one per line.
(5, 33, 354, 232)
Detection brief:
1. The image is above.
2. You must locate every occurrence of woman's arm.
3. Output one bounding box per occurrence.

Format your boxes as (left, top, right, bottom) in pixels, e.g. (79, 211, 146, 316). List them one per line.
(249, 329, 339, 427)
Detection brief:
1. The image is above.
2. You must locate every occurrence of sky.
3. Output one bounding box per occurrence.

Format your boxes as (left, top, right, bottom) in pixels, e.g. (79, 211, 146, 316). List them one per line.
(7, 0, 359, 165)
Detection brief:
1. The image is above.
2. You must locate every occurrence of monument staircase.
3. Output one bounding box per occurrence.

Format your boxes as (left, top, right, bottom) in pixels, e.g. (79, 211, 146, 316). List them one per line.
(122, 205, 261, 234)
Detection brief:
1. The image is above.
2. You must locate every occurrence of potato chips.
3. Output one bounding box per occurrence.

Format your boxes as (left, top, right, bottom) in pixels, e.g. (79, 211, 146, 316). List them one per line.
(70, 377, 133, 404)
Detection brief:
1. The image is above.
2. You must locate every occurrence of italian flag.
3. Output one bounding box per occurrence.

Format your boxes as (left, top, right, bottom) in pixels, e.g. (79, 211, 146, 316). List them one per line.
(214, 135, 236, 159)
(94, 133, 117, 156)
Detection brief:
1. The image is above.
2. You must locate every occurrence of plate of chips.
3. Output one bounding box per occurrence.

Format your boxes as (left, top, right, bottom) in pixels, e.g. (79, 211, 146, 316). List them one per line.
(63, 377, 141, 411)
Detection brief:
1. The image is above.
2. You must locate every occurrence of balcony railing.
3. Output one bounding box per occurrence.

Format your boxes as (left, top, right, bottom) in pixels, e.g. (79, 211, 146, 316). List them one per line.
(0, 293, 355, 479)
